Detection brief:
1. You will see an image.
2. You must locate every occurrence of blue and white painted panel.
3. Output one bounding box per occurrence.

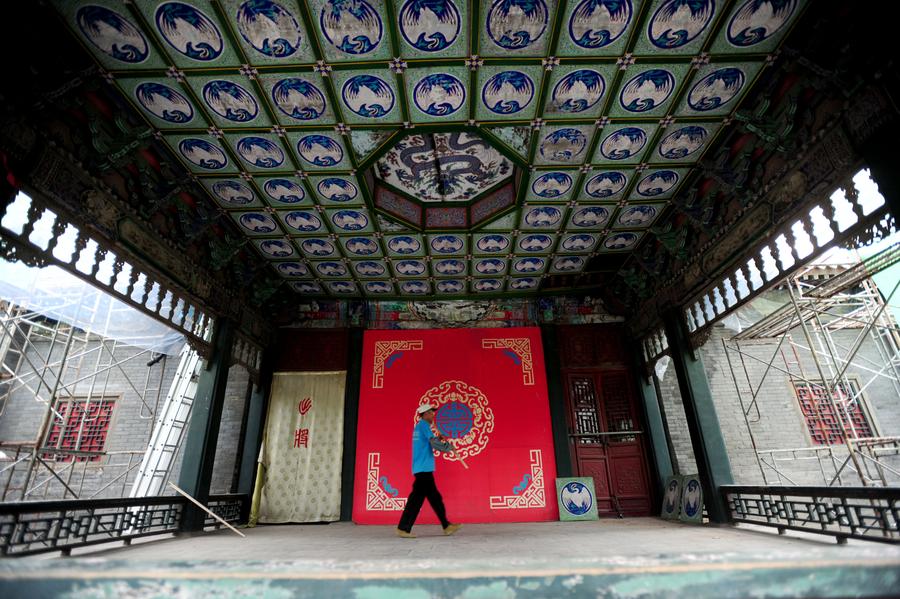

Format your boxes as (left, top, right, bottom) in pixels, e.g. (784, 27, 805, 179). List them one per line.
(309, 0, 391, 62)
(607, 63, 690, 118)
(135, 0, 241, 67)
(232, 211, 282, 236)
(555, 0, 643, 57)
(631, 0, 718, 56)
(535, 125, 595, 166)
(475, 65, 543, 121)
(221, 0, 317, 64)
(612, 203, 663, 229)
(326, 208, 375, 233)
(332, 69, 402, 124)
(309, 175, 363, 205)
(427, 233, 467, 255)
(566, 205, 611, 230)
(394, 0, 468, 59)
(407, 67, 470, 122)
(591, 123, 658, 165)
(710, 0, 805, 54)
(258, 177, 312, 207)
(204, 178, 263, 208)
(542, 64, 615, 120)
(385, 234, 425, 256)
(599, 231, 643, 251)
(675, 62, 762, 117)
(226, 133, 289, 171)
(579, 170, 629, 203)
(527, 170, 577, 203)
(166, 134, 237, 173)
(259, 73, 336, 125)
(187, 75, 270, 128)
(653, 122, 721, 164)
(479, 0, 557, 57)
(287, 131, 352, 171)
(119, 78, 204, 128)
(516, 233, 556, 253)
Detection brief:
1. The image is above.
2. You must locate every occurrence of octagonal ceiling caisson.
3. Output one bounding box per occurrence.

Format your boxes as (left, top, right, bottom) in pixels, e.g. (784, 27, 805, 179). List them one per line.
(49, 0, 808, 300)
(375, 131, 513, 203)
(366, 128, 523, 229)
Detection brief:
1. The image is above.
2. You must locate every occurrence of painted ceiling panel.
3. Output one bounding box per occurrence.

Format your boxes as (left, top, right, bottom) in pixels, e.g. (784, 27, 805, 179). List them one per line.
(51, 0, 806, 299)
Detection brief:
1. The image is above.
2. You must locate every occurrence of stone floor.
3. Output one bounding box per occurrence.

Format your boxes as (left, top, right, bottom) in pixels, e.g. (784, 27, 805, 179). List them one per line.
(64, 518, 858, 560)
(3, 519, 899, 598)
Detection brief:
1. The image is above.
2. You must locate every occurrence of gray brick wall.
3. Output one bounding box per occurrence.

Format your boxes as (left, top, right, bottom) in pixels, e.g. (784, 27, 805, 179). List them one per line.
(655, 359, 698, 475)
(209, 365, 250, 495)
(0, 338, 179, 500)
(0, 335, 251, 500)
(656, 318, 900, 486)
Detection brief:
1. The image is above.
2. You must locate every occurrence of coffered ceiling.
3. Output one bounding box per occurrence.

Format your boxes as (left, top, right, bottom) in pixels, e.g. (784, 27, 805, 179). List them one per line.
(51, 0, 805, 300)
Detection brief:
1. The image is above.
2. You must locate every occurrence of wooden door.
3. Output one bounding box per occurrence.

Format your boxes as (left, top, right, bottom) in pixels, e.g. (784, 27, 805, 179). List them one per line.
(564, 369, 652, 517)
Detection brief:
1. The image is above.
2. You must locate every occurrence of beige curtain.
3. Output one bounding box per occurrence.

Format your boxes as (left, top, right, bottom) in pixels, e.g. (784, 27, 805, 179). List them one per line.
(250, 371, 346, 524)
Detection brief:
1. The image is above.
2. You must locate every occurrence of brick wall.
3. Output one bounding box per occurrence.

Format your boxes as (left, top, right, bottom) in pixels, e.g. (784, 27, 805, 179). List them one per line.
(657, 320, 900, 486)
(0, 336, 251, 500)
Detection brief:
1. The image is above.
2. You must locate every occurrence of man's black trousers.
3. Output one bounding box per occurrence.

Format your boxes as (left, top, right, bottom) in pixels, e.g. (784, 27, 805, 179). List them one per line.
(397, 471, 449, 532)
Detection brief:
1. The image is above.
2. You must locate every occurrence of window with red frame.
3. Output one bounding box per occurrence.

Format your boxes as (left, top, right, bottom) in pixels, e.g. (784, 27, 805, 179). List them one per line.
(43, 398, 115, 462)
(793, 381, 874, 445)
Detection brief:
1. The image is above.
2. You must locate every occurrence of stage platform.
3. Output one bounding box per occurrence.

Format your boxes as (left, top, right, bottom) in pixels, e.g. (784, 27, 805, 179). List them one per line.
(2, 519, 898, 597)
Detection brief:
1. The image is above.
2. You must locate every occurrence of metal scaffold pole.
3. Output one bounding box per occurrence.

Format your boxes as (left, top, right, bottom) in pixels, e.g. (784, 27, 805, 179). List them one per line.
(721, 244, 900, 488)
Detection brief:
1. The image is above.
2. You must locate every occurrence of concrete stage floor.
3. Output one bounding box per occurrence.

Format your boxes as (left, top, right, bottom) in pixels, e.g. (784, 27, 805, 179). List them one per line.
(3, 519, 899, 597)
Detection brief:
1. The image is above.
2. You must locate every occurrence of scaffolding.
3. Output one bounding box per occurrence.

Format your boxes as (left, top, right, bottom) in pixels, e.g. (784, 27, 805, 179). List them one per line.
(0, 288, 196, 501)
(722, 242, 900, 487)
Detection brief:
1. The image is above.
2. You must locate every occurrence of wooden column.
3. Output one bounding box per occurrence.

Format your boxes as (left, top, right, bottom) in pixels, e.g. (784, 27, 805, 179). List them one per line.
(178, 319, 235, 532)
(663, 311, 734, 523)
(236, 350, 273, 522)
(541, 325, 573, 478)
(340, 328, 363, 521)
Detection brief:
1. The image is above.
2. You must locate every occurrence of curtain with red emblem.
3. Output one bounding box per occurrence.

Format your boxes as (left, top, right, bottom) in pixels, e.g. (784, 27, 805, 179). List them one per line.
(251, 371, 346, 523)
(353, 327, 558, 524)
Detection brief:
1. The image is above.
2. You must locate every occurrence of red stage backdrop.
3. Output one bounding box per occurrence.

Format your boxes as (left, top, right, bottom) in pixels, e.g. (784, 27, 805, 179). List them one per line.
(353, 327, 558, 524)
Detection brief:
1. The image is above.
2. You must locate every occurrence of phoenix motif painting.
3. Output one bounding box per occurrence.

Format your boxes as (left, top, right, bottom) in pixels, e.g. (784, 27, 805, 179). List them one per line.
(54, 0, 806, 299)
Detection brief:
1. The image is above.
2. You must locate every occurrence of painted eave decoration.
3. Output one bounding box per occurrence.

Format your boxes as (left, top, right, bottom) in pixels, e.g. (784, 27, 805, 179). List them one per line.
(54, 0, 806, 300)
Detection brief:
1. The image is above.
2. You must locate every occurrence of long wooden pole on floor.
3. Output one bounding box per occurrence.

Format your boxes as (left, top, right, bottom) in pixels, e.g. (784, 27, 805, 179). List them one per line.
(168, 481, 246, 538)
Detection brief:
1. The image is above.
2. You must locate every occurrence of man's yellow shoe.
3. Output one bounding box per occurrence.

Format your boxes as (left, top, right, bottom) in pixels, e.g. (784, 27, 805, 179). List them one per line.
(395, 528, 416, 538)
(443, 523, 462, 536)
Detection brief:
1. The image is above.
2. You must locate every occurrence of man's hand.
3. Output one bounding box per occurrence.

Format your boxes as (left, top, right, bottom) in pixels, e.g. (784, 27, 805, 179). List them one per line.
(435, 431, 447, 441)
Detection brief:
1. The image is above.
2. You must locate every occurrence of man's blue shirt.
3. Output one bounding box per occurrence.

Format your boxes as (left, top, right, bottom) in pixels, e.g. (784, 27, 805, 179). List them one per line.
(412, 419, 435, 474)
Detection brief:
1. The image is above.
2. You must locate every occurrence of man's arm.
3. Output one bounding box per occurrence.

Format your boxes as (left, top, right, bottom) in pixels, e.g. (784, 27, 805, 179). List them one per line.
(429, 438, 453, 453)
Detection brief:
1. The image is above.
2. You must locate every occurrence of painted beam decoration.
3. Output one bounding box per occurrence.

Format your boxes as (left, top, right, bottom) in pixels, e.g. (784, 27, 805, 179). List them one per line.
(354, 327, 558, 524)
(53, 0, 807, 300)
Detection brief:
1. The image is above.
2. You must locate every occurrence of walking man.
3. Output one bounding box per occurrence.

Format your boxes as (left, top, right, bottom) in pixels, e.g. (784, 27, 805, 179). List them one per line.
(396, 403, 462, 538)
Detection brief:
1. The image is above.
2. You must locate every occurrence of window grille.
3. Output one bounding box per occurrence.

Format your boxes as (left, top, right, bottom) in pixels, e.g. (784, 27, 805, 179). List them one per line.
(792, 381, 873, 445)
(43, 398, 115, 461)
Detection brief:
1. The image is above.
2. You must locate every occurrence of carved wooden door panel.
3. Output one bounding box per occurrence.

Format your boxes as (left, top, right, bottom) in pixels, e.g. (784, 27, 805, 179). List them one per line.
(564, 370, 652, 517)
(565, 373, 614, 515)
(599, 370, 652, 516)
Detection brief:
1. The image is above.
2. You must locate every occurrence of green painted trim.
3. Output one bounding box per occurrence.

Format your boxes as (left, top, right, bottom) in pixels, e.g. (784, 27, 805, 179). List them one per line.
(540, 325, 572, 479)
(476, 126, 530, 169)
(177, 319, 236, 532)
(663, 310, 734, 524)
(355, 129, 402, 172)
(632, 349, 674, 495)
(236, 351, 274, 505)
(340, 328, 363, 522)
(3, 551, 899, 598)
(382, 0, 401, 58)
(470, 0, 481, 58)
